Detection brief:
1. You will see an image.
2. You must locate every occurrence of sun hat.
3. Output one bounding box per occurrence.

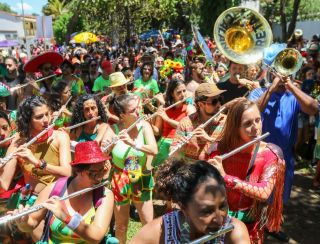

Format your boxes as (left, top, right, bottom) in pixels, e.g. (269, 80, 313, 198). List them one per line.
(109, 72, 129, 88)
(24, 52, 63, 73)
(195, 83, 226, 98)
(71, 141, 110, 166)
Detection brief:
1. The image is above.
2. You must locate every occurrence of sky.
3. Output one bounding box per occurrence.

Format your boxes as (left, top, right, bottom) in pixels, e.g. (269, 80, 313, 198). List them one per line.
(2, 0, 48, 15)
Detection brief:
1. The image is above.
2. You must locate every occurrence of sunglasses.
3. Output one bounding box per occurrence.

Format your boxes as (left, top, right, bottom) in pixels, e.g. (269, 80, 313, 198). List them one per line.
(205, 96, 223, 106)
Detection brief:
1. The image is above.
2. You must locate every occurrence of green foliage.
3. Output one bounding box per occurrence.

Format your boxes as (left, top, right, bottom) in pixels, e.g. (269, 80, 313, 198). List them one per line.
(42, 0, 69, 18)
(53, 12, 73, 43)
(0, 2, 17, 14)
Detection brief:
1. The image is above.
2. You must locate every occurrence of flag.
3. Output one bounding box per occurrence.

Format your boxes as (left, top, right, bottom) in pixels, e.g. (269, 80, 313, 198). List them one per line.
(192, 26, 213, 63)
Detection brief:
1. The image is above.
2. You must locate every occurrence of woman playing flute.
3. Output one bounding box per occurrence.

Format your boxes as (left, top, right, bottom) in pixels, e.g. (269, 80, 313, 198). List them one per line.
(69, 94, 108, 145)
(11, 141, 114, 244)
(208, 98, 285, 243)
(131, 160, 250, 243)
(151, 78, 196, 167)
(102, 94, 158, 244)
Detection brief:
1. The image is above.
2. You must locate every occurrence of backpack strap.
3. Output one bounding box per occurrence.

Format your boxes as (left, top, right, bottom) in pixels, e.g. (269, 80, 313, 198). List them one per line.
(93, 186, 105, 208)
(49, 177, 69, 197)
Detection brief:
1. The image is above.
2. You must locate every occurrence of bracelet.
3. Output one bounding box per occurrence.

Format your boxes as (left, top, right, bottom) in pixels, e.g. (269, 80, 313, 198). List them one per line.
(67, 212, 82, 230)
(40, 159, 47, 170)
(35, 160, 41, 168)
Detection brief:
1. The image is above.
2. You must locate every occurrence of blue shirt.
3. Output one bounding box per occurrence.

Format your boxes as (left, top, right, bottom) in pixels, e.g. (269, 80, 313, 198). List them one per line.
(248, 88, 300, 155)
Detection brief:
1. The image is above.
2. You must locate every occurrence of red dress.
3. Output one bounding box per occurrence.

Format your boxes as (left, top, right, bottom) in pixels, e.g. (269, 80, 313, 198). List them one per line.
(209, 143, 285, 243)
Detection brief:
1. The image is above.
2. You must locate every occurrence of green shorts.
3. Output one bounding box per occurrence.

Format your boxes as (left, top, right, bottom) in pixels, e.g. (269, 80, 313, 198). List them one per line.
(111, 167, 154, 205)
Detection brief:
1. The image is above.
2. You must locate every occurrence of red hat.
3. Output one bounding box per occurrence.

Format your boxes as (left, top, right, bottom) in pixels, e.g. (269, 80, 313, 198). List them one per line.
(101, 60, 113, 73)
(24, 52, 63, 73)
(71, 141, 110, 166)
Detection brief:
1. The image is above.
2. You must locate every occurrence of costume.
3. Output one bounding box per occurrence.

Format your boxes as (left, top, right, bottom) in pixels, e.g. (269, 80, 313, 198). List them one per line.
(170, 112, 225, 161)
(163, 210, 231, 243)
(111, 124, 153, 205)
(209, 143, 285, 243)
(152, 104, 188, 167)
(248, 88, 300, 203)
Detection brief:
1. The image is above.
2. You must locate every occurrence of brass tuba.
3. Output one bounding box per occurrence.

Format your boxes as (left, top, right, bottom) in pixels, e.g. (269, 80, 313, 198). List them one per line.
(271, 48, 303, 76)
(214, 7, 273, 65)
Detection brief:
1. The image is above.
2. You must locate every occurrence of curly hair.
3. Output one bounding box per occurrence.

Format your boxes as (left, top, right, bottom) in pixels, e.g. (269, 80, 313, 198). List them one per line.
(71, 94, 107, 126)
(0, 110, 10, 126)
(17, 96, 48, 139)
(165, 78, 185, 106)
(155, 160, 226, 205)
(140, 62, 154, 78)
(48, 80, 69, 111)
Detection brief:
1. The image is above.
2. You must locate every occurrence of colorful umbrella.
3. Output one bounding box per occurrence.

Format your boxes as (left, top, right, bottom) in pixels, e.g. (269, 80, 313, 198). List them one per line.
(73, 32, 98, 44)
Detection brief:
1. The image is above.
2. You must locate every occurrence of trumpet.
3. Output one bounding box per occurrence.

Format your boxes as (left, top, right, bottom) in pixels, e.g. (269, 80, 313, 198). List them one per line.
(0, 180, 109, 226)
(169, 107, 226, 157)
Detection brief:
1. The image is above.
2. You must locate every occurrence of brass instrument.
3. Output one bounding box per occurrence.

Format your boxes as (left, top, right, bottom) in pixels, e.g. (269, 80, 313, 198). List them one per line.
(214, 7, 272, 64)
(270, 48, 303, 77)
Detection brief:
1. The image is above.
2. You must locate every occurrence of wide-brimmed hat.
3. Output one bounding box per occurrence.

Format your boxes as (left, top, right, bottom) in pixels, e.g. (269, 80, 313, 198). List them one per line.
(294, 29, 303, 37)
(24, 52, 63, 73)
(71, 141, 110, 166)
(109, 72, 129, 88)
(195, 83, 226, 98)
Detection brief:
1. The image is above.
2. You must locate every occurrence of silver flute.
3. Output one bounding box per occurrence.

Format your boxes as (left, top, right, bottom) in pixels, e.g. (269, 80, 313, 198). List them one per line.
(0, 123, 56, 168)
(51, 96, 73, 124)
(0, 180, 109, 226)
(168, 107, 226, 157)
(65, 116, 101, 130)
(189, 224, 234, 244)
(102, 116, 144, 152)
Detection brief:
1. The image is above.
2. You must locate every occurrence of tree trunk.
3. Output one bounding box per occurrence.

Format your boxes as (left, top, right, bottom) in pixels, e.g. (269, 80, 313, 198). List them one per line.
(280, 0, 287, 42)
(287, 0, 301, 39)
(65, 13, 79, 42)
(124, 5, 131, 47)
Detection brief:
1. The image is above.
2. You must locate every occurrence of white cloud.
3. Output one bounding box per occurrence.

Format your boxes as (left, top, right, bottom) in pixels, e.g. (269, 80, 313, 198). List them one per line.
(15, 2, 33, 12)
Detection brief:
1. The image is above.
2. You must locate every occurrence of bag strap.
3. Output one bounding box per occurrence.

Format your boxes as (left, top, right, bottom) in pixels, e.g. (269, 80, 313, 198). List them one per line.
(93, 186, 105, 208)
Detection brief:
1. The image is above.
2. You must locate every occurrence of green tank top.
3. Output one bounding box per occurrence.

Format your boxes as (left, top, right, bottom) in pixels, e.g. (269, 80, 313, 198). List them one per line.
(111, 124, 146, 169)
(77, 125, 98, 142)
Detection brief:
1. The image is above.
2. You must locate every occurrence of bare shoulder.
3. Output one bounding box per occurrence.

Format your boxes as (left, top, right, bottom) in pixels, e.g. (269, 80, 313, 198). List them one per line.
(225, 217, 250, 244)
(129, 217, 163, 244)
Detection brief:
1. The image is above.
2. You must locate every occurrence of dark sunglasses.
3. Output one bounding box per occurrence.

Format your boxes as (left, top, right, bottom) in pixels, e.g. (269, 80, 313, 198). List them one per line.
(206, 96, 223, 106)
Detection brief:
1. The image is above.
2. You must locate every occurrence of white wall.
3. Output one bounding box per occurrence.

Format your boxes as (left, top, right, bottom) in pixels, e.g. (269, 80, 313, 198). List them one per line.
(0, 11, 25, 40)
(272, 21, 320, 41)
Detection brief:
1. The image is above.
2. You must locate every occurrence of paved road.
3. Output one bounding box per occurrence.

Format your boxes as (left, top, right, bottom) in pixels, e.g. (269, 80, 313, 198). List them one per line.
(265, 171, 320, 243)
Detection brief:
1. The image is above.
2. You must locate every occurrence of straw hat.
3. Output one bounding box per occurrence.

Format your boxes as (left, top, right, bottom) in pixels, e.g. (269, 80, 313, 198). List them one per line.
(71, 141, 110, 166)
(294, 29, 303, 38)
(109, 72, 129, 88)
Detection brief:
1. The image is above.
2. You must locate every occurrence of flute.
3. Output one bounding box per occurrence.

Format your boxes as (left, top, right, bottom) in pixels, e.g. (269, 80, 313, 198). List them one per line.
(102, 116, 144, 152)
(0, 123, 56, 168)
(0, 180, 109, 226)
(189, 224, 234, 244)
(146, 97, 188, 121)
(168, 107, 226, 157)
(10, 74, 57, 92)
(52, 96, 73, 124)
(220, 132, 270, 160)
(65, 116, 101, 130)
(0, 135, 15, 145)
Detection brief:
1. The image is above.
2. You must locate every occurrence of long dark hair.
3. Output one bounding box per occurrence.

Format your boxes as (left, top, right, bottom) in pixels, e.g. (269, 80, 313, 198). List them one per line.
(71, 94, 107, 125)
(165, 78, 185, 106)
(155, 160, 226, 205)
(49, 81, 69, 111)
(17, 96, 48, 139)
(140, 62, 154, 78)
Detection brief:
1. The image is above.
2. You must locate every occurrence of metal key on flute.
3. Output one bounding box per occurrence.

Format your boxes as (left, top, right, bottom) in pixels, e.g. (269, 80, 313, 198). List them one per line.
(189, 224, 234, 244)
(168, 107, 226, 157)
(0, 180, 109, 226)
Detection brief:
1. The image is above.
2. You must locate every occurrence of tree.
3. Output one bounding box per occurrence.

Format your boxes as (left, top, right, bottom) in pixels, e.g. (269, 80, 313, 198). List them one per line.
(42, 0, 69, 19)
(0, 3, 17, 14)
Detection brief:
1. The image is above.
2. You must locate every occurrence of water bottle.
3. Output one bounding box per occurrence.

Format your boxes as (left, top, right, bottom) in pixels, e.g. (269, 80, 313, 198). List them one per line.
(20, 184, 31, 201)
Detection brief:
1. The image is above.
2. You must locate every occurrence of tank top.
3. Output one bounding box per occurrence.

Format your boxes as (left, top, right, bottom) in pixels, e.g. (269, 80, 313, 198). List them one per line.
(77, 125, 98, 142)
(162, 104, 188, 138)
(111, 124, 146, 169)
(163, 210, 231, 244)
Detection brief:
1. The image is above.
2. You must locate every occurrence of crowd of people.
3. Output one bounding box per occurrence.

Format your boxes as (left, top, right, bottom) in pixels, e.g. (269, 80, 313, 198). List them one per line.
(0, 12, 319, 244)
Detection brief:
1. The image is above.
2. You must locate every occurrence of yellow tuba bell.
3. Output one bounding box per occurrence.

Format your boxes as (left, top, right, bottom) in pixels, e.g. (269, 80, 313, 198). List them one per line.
(214, 7, 273, 65)
(271, 48, 303, 76)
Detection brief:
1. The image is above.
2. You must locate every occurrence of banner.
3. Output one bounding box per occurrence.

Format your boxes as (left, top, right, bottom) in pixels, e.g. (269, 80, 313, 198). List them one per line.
(192, 26, 213, 63)
(36, 16, 53, 39)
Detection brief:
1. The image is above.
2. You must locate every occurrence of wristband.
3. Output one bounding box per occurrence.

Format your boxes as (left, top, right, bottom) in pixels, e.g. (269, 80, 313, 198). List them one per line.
(64, 214, 72, 224)
(40, 159, 47, 170)
(67, 212, 82, 230)
(35, 160, 41, 168)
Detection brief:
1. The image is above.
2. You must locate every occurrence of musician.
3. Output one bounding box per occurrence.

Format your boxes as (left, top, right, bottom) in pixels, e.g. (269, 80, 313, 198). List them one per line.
(49, 81, 73, 128)
(12, 141, 114, 243)
(102, 94, 157, 244)
(69, 94, 108, 145)
(208, 98, 285, 243)
(53, 59, 86, 97)
(151, 78, 196, 167)
(131, 160, 250, 243)
(0, 111, 13, 158)
(170, 83, 226, 161)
